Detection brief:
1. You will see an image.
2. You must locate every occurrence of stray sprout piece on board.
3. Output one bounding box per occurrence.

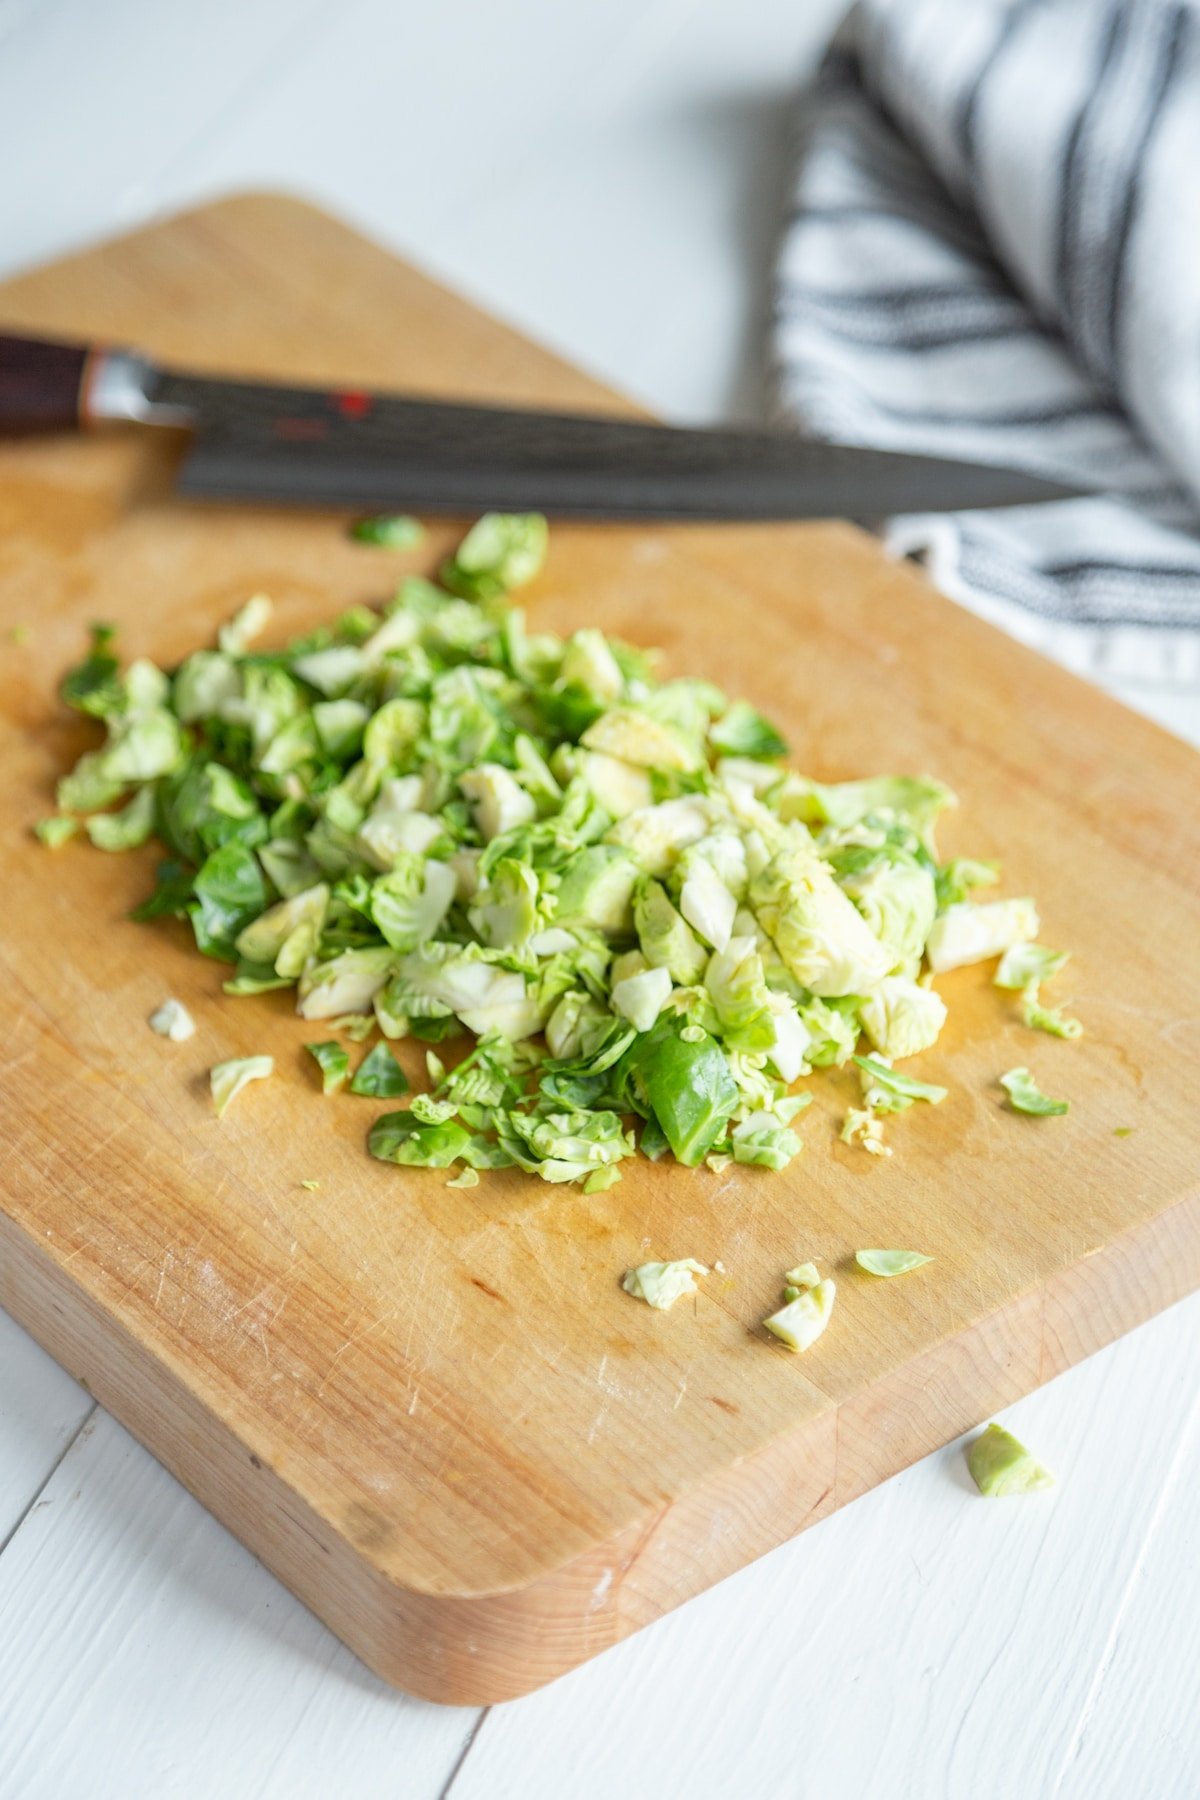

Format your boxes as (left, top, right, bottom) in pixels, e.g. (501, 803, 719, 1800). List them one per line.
(148, 997, 195, 1042)
(350, 515, 425, 549)
(622, 1259, 708, 1311)
(994, 941, 1083, 1041)
(763, 1261, 836, 1352)
(967, 1423, 1055, 1496)
(855, 1248, 932, 1277)
(842, 1054, 946, 1158)
(210, 1055, 274, 1118)
(43, 513, 1074, 1187)
(1000, 1067, 1069, 1116)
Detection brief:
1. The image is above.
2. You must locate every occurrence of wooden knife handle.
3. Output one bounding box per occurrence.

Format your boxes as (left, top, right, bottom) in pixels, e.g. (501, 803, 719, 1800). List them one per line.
(0, 331, 94, 435)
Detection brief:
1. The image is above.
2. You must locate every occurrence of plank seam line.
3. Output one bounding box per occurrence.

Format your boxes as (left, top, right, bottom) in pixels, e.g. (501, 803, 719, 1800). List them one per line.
(1049, 1374, 1200, 1793)
(437, 1707, 491, 1799)
(0, 1398, 98, 1561)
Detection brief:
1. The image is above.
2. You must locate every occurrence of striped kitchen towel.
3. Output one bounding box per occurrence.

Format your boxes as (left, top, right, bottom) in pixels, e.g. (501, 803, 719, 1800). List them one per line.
(772, 0, 1200, 741)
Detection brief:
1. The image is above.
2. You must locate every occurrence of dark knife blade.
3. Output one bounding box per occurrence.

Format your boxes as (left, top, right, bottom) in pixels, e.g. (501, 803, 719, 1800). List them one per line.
(153, 372, 1087, 520)
(0, 335, 1090, 518)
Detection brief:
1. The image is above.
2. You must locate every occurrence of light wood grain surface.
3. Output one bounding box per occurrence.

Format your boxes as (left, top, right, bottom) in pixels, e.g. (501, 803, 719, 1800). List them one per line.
(2, 3, 1199, 1789)
(1, 194, 1198, 1710)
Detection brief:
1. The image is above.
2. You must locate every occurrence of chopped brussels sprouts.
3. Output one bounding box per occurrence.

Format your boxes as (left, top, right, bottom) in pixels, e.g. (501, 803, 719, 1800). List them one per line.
(751, 847, 892, 996)
(859, 976, 947, 1060)
(44, 516, 1069, 1189)
(218, 593, 272, 656)
(441, 512, 547, 599)
(611, 964, 673, 1033)
(926, 898, 1039, 973)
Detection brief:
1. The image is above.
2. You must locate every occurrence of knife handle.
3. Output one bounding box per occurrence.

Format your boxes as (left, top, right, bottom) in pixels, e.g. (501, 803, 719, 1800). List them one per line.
(0, 331, 96, 436)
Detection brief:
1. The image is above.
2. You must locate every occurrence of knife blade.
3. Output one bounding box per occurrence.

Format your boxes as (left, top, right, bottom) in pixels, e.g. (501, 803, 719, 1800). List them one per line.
(0, 331, 1090, 518)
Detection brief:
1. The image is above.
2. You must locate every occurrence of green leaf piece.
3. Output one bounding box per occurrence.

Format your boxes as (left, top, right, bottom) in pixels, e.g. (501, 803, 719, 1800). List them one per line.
(1000, 1067, 1069, 1116)
(210, 1055, 274, 1117)
(994, 942, 1069, 990)
(305, 1041, 350, 1094)
(190, 841, 268, 961)
(368, 1110, 472, 1168)
(86, 784, 157, 851)
(624, 1020, 738, 1168)
(853, 1054, 947, 1112)
(710, 700, 788, 759)
(36, 815, 79, 849)
(349, 1041, 410, 1097)
(1020, 986, 1083, 1040)
(350, 515, 425, 548)
(855, 1249, 933, 1278)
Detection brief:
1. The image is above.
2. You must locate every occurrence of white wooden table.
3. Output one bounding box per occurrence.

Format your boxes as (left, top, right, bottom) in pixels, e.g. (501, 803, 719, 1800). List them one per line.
(2, 4, 1198, 1794)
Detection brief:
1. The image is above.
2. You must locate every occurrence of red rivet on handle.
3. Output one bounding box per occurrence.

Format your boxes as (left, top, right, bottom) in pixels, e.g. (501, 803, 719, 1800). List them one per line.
(334, 390, 371, 419)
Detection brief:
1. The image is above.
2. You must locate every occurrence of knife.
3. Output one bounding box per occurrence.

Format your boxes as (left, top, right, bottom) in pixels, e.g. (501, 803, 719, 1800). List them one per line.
(0, 330, 1087, 519)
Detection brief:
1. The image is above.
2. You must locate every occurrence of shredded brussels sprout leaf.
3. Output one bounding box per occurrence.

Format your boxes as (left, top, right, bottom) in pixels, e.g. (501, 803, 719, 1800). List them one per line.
(210, 1055, 274, 1117)
(994, 942, 1069, 989)
(855, 1248, 933, 1277)
(621, 1259, 707, 1310)
(349, 1040, 410, 1097)
(1000, 1067, 1069, 1116)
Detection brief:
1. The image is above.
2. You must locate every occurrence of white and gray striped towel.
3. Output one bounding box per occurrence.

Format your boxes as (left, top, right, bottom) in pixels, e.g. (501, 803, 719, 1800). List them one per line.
(772, 0, 1200, 741)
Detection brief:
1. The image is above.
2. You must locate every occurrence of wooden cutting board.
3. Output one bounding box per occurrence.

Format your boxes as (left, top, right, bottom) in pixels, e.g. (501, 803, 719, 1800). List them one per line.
(1, 196, 1198, 1706)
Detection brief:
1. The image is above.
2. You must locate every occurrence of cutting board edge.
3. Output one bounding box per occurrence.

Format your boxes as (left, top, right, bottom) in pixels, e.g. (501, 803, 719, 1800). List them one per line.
(0, 186, 628, 414)
(6, 1168, 1199, 1705)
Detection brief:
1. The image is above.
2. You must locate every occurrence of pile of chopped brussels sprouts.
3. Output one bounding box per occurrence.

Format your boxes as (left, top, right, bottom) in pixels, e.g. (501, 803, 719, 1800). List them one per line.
(41, 512, 1074, 1187)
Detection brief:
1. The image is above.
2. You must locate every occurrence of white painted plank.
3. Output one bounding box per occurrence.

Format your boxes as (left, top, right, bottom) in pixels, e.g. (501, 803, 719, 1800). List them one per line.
(158, 0, 837, 421)
(0, 1409, 477, 1800)
(0, 0, 843, 424)
(0, 0, 338, 281)
(1059, 1362, 1200, 1798)
(0, 1309, 92, 1546)
(451, 1295, 1200, 1800)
